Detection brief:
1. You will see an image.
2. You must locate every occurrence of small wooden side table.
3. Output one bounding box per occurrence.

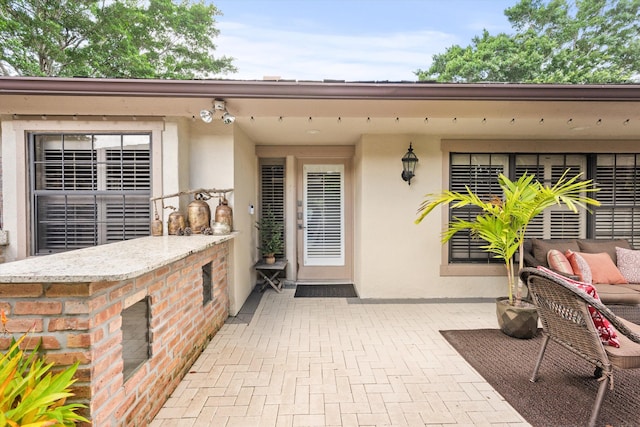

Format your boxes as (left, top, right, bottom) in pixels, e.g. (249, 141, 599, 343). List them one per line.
(254, 259, 288, 293)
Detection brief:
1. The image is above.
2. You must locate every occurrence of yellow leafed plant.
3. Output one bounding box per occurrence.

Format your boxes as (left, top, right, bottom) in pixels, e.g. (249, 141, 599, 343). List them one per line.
(1, 310, 89, 426)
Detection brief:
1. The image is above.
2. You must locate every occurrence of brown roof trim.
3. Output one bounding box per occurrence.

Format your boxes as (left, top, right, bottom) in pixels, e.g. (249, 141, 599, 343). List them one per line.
(1, 76, 639, 101)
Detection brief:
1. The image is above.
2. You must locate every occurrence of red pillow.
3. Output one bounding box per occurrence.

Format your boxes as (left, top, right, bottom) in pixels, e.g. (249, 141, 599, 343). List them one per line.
(576, 252, 628, 285)
(536, 266, 620, 348)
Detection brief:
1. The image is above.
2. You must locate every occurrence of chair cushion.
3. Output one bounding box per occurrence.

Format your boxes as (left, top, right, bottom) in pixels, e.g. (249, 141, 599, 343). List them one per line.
(547, 249, 574, 275)
(592, 284, 640, 305)
(621, 283, 640, 293)
(577, 251, 628, 285)
(616, 246, 640, 284)
(537, 267, 620, 347)
(578, 239, 632, 265)
(606, 317, 640, 369)
(566, 250, 593, 284)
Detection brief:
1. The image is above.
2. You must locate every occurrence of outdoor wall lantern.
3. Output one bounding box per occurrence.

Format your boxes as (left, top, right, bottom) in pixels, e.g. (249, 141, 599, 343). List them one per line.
(200, 99, 235, 124)
(401, 143, 418, 185)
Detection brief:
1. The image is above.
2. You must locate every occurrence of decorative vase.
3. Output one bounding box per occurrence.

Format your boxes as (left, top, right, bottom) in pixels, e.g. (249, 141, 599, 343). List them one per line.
(211, 222, 231, 235)
(215, 196, 233, 230)
(151, 217, 163, 236)
(167, 211, 186, 235)
(187, 193, 211, 234)
(264, 254, 276, 264)
(495, 297, 539, 339)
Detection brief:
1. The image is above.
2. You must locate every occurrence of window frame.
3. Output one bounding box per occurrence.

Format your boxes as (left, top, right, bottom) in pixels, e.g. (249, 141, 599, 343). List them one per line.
(3, 119, 163, 261)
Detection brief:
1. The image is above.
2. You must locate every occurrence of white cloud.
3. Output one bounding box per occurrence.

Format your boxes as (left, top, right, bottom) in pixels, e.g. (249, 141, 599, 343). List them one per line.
(213, 22, 458, 81)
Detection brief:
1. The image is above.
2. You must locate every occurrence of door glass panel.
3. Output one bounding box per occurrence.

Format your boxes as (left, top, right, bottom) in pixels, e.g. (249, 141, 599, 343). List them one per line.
(303, 164, 344, 266)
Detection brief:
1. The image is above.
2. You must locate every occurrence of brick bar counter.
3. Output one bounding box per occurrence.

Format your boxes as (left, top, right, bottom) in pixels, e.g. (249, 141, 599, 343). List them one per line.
(0, 234, 235, 425)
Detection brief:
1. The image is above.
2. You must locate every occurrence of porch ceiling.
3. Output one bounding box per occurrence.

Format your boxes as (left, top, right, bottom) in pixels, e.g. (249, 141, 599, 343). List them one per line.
(1, 78, 639, 145)
(4, 95, 637, 145)
(228, 98, 640, 145)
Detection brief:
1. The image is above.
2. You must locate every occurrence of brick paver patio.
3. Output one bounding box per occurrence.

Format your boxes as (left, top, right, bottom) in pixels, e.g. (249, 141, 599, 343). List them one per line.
(150, 289, 529, 426)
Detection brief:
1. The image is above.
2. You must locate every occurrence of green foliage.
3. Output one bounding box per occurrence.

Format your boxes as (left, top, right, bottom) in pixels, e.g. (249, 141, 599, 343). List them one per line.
(0, 0, 237, 78)
(256, 208, 284, 256)
(0, 334, 88, 426)
(415, 170, 600, 304)
(417, 0, 640, 83)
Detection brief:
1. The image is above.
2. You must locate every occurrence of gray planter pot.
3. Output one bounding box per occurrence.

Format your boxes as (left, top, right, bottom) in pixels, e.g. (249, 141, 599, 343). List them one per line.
(495, 297, 539, 339)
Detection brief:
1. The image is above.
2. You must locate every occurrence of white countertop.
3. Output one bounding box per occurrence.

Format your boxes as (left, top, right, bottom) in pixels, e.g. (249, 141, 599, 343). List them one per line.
(0, 234, 237, 283)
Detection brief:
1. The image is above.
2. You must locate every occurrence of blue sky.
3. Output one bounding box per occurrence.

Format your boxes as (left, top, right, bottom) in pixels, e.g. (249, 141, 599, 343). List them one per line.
(212, 0, 518, 81)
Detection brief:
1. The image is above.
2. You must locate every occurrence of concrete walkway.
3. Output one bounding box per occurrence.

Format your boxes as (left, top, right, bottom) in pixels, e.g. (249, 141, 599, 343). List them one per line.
(150, 290, 529, 426)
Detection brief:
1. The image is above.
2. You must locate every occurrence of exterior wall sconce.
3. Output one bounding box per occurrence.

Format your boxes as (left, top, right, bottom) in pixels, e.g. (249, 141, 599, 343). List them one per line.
(200, 99, 235, 124)
(401, 143, 418, 185)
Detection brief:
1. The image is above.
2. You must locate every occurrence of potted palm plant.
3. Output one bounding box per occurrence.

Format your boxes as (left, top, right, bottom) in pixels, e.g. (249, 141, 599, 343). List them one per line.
(256, 207, 284, 264)
(415, 170, 600, 338)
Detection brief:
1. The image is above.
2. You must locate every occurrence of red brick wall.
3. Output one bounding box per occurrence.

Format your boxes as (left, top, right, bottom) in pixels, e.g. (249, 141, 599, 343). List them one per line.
(0, 155, 4, 264)
(0, 241, 230, 425)
(0, 153, 2, 228)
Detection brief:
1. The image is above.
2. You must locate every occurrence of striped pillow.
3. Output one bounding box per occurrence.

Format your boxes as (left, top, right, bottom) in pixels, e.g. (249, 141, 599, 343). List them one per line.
(546, 249, 574, 276)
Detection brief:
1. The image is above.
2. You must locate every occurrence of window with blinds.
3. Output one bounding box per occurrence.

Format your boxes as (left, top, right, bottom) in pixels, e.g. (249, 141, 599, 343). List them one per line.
(594, 154, 640, 248)
(30, 133, 151, 255)
(259, 161, 285, 257)
(449, 153, 588, 263)
(449, 154, 507, 263)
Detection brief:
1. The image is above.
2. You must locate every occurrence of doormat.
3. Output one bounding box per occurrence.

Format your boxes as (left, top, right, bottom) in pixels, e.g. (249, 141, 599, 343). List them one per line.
(294, 284, 357, 298)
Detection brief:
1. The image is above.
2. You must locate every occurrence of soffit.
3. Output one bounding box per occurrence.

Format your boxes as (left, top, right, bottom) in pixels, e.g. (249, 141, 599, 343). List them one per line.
(1, 78, 639, 145)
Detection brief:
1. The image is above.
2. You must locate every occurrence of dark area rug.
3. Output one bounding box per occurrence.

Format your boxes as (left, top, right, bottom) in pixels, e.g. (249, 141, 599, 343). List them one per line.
(441, 329, 640, 427)
(294, 284, 357, 298)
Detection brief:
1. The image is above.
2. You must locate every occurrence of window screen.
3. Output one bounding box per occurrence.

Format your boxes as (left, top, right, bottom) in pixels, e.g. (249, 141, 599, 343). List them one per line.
(30, 133, 151, 255)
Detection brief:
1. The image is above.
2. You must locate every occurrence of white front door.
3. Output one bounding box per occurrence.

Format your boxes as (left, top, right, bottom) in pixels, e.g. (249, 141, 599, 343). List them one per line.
(296, 159, 352, 281)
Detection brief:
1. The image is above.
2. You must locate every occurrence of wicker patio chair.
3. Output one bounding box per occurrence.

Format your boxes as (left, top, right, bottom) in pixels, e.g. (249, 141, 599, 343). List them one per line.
(520, 267, 640, 427)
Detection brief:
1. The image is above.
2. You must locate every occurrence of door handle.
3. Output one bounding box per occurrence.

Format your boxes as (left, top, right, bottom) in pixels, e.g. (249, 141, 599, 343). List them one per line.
(297, 223, 306, 229)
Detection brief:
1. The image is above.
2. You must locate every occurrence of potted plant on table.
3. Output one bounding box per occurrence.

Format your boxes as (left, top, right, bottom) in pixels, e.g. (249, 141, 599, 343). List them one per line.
(256, 207, 284, 264)
(415, 170, 600, 338)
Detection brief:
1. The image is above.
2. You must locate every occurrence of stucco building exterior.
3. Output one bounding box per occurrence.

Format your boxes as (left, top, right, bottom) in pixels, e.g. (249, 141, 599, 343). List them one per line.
(1, 77, 639, 315)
